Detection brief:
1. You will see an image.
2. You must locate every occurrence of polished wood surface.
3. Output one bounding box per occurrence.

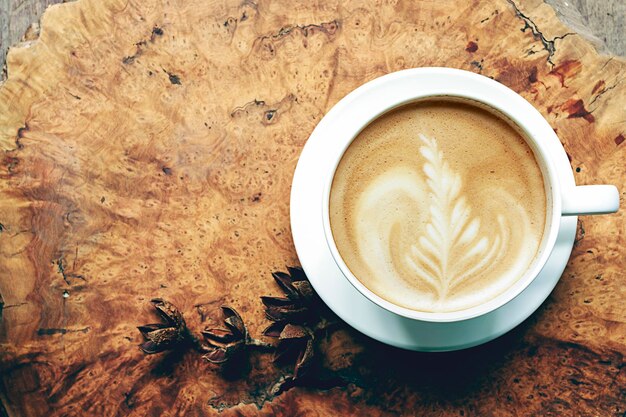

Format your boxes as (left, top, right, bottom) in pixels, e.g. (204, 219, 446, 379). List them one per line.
(0, 0, 624, 415)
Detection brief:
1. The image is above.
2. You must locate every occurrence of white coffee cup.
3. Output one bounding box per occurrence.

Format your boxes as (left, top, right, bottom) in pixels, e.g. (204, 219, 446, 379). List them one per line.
(320, 68, 619, 323)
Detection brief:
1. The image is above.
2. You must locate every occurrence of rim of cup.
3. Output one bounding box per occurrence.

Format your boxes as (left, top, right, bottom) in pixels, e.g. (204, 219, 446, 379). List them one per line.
(320, 68, 562, 323)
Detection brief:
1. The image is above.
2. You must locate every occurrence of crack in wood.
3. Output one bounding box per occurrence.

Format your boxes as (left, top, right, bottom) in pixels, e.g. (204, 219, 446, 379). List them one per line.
(229, 94, 295, 125)
(56, 257, 86, 285)
(259, 20, 340, 42)
(2, 302, 27, 310)
(163, 70, 181, 85)
(205, 373, 348, 412)
(589, 79, 622, 107)
(507, 0, 574, 67)
(122, 26, 164, 65)
(36, 327, 90, 336)
(15, 123, 28, 150)
(230, 99, 265, 116)
(600, 57, 615, 72)
(471, 59, 484, 72)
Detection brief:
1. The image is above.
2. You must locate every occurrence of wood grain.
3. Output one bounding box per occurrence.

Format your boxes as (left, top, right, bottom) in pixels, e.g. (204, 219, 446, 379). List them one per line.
(1, 0, 624, 73)
(0, 0, 624, 416)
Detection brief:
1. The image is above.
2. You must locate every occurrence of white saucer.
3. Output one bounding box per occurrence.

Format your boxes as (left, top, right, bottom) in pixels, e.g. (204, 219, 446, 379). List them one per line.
(290, 90, 577, 352)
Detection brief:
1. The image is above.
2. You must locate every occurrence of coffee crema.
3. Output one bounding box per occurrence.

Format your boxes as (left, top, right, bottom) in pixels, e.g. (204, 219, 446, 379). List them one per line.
(329, 99, 547, 313)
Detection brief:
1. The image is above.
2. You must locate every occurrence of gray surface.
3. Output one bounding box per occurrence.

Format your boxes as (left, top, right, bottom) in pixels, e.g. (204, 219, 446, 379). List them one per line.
(0, 0, 64, 71)
(546, 0, 625, 56)
(0, 0, 624, 72)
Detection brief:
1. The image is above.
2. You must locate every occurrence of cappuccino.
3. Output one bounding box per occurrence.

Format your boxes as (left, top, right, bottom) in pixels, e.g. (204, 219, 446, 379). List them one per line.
(329, 99, 547, 313)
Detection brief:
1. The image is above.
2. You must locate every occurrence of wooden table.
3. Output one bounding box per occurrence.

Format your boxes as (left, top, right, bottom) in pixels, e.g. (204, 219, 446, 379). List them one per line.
(0, 0, 624, 415)
(2, 0, 625, 69)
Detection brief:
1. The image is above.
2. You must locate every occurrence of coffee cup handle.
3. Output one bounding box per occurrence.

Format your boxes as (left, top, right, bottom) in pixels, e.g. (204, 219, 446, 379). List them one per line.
(562, 185, 620, 216)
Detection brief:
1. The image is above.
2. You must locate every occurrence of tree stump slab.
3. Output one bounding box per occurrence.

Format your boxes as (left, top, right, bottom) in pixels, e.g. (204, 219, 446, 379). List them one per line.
(0, 0, 624, 416)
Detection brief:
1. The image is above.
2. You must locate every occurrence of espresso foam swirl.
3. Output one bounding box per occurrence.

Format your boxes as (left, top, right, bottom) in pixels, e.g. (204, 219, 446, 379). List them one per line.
(329, 100, 547, 313)
(352, 135, 537, 312)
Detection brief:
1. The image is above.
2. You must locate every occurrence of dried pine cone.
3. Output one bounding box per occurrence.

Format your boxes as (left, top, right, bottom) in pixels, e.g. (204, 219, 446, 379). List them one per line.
(261, 267, 337, 379)
(261, 266, 324, 327)
(137, 298, 189, 354)
(202, 306, 272, 364)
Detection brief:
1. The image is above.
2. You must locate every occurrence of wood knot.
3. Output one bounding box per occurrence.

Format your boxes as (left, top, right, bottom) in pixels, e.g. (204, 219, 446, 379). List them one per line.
(465, 41, 478, 52)
(562, 99, 594, 123)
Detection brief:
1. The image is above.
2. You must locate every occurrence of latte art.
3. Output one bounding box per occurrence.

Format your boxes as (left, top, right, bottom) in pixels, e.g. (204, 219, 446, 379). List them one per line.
(330, 100, 547, 313)
(406, 134, 509, 301)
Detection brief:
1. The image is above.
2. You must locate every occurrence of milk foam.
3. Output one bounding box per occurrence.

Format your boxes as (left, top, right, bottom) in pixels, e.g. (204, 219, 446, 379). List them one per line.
(329, 100, 547, 313)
